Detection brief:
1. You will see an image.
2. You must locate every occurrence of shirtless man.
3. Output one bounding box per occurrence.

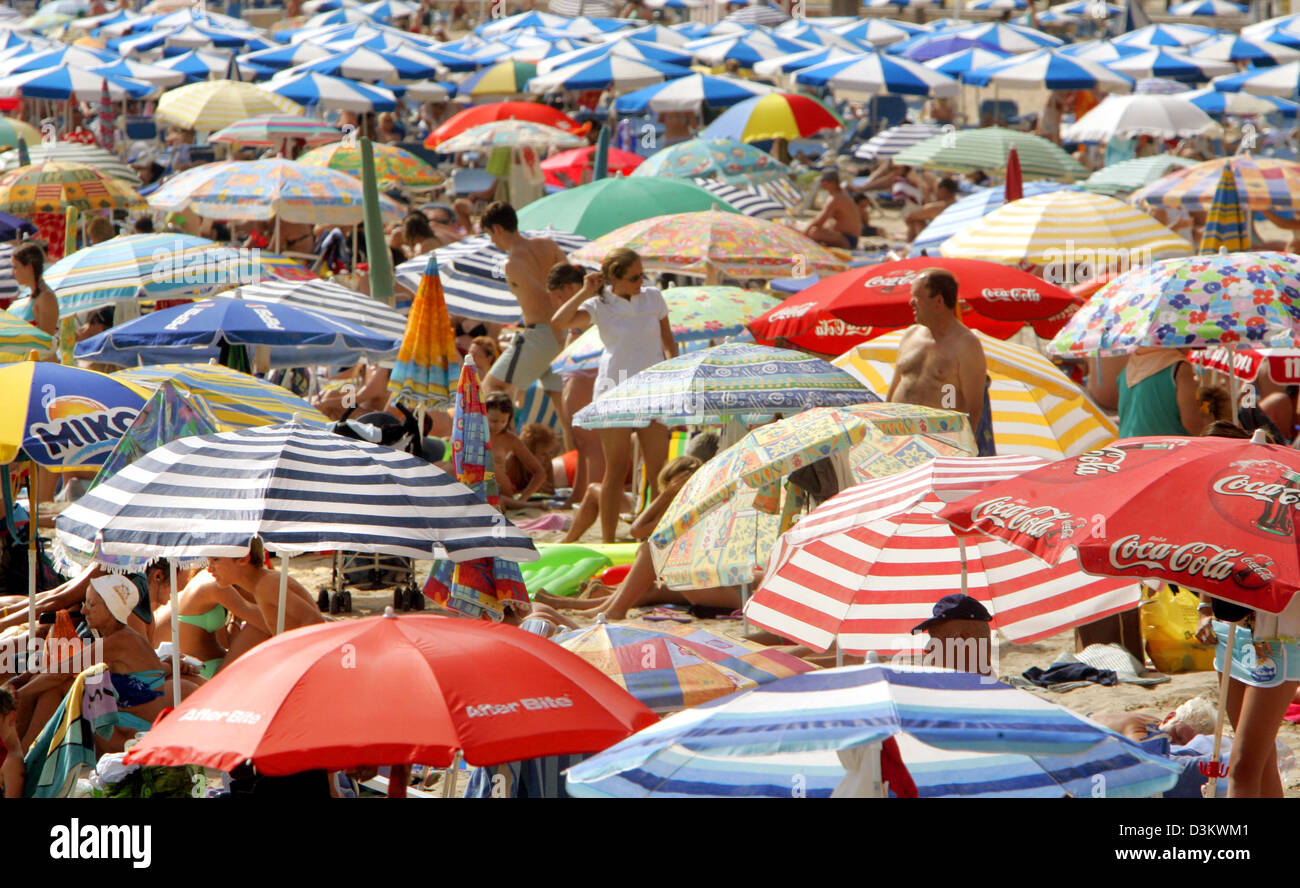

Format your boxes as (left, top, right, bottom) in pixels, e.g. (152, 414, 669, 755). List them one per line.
(204, 538, 324, 639)
(889, 268, 993, 456)
(805, 171, 863, 250)
(479, 201, 570, 426)
(904, 177, 958, 241)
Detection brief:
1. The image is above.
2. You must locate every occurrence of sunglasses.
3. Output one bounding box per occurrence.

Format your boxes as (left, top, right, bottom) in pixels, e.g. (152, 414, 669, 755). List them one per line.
(623, 272, 645, 283)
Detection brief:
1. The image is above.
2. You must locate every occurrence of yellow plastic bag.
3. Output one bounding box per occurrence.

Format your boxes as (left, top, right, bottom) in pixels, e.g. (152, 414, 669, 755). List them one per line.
(1141, 583, 1215, 673)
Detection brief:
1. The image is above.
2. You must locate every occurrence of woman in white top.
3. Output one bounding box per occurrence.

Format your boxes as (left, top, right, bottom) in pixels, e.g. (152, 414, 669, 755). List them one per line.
(553, 248, 678, 544)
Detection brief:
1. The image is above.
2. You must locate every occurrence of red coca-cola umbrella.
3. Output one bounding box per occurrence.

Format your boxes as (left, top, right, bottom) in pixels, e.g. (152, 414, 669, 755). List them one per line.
(822, 258, 1083, 339)
(748, 285, 894, 355)
(1190, 346, 1300, 386)
(938, 435, 1300, 616)
(426, 102, 587, 149)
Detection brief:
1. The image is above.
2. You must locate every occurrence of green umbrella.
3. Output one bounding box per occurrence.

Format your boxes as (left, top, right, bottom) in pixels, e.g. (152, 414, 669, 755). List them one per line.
(1082, 154, 1199, 197)
(360, 136, 395, 305)
(514, 177, 744, 239)
(892, 127, 1089, 182)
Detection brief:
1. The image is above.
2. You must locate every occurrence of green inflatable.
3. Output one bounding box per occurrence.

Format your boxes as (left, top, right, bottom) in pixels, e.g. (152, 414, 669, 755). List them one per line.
(520, 543, 644, 597)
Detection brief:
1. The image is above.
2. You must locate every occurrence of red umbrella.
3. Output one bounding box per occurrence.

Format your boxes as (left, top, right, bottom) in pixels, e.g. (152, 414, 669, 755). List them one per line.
(939, 435, 1300, 616)
(541, 145, 643, 188)
(749, 286, 896, 355)
(1004, 145, 1022, 203)
(823, 258, 1082, 339)
(123, 611, 656, 775)
(1190, 346, 1300, 385)
(426, 101, 586, 149)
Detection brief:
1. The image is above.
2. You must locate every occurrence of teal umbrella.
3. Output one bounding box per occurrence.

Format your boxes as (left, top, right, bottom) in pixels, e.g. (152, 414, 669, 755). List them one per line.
(631, 138, 791, 187)
(514, 177, 744, 239)
(1082, 153, 1199, 196)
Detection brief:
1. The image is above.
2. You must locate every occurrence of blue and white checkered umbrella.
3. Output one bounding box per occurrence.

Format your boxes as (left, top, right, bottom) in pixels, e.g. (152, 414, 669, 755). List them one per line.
(1181, 85, 1298, 116)
(965, 48, 1134, 91)
(1169, 0, 1245, 16)
(1105, 47, 1234, 82)
(1188, 33, 1300, 65)
(922, 46, 1012, 78)
(911, 180, 1074, 256)
(55, 420, 540, 566)
(795, 51, 959, 97)
(565, 664, 1183, 798)
(615, 73, 773, 114)
(1210, 60, 1300, 96)
(854, 122, 945, 161)
(1112, 23, 1219, 49)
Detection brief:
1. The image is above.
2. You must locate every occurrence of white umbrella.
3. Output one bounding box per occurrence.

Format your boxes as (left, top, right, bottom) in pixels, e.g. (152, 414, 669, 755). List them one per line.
(1061, 93, 1224, 143)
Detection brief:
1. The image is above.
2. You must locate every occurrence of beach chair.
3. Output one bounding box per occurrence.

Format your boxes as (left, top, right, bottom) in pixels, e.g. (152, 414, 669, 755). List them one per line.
(978, 99, 1023, 127)
(123, 116, 157, 142)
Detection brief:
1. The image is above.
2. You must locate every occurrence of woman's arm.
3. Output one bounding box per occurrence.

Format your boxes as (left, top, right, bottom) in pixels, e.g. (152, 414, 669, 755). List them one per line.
(659, 316, 678, 359)
(629, 473, 689, 540)
(506, 435, 547, 503)
(217, 585, 270, 634)
(552, 272, 602, 330)
(1175, 362, 1205, 435)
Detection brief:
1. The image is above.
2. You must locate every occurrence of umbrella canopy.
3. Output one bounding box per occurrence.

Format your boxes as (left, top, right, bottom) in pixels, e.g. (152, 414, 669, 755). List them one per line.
(538, 145, 643, 189)
(1081, 153, 1200, 196)
(1104, 47, 1235, 83)
(123, 612, 654, 773)
(113, 363, 329, 431)
(527, 55, 689, 95)
(0, 141, 140, 186)
(938, 190, 1193, 268)
(537, 39, 695, 74)
(1046, 251, 1300, 357)
(571, 342, 876, 430)
(1132, 155, 1300, 212)
(1170, 0, 1246, 14)
(301, 44, 442, 82)
(1200, 163, 1249, 254)
(0, 360, 147, 469)
(87, 57, 187, 88)
(1060, 93, 1223, 143)
(388, 254, 458, 410)
(266, 70, 397, 112)
(0, 160, 143, 216)
(566, 664, 1181, 798)
(516, 177, 741, 239)
(0, 65, 155, 102)
(835, 335, 1118, 459)
(223, 278, 407, 341)
(458, 59, 537, 97)
(56, 419, 539, 565)
(297, 140, 439, 189)
(632, 137, 791, 187)
(922, 46, 1014, 78)
(569, 210, 847, 281)
(156, 79, 304, 131)
(688, 177, 788, 219)
(751, 46, 862, 77)
(794, 51, 959, 98)
(853, 122, 945, 162)
(688, 32, 815, 68)
(892, 126, 1089, 181)
(699, 92, 842, 143)
(424, 101, 583, 149)
(1180, 85, 1298, 117)
(434, 119, 586, 153)
(614, 73, 774, 114)
(1112, 22, 1218, 49)
(962, 48, 1132, 93)
(75, 297, 399, 368)
(554, 618, 816, 713)
(154, 49, 249, 84)
(209, 114, 343, 147)
(0, 309, 52, 361)
(0, 117, 41, 150)
(1187, 33, 1299, 64)
(910, 179, 1072, 256)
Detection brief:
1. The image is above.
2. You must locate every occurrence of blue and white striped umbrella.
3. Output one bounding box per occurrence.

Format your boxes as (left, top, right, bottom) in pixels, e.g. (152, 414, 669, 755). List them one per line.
(528, 55, 690, 94)
(831, 17, 926, 46)
(1182, 85, 1298, 116)
(537, 40, 694, 75)
(1050, 0, 1121, 15)
(965, 48, 1134, 91)
(238, 42, 334, 72)
(795, 52, 960, 97)
(155, 49, 243, 84)
(1240, 24, 1300, 50)
(752, 46, 860, 77)
(55, 420, 541, 566)
(1134, 77, 1193, 94)
(3, 44, 116, 74)
(394, 230, 591, 324)
(222, 278, 409, 342)
(615, 73, 773, 114)
(923, 46, 1012, 77)
(768, 21, 870, 50)
(303, 45, 443, 82)
(475, 10, 570, 35)
(723, 3, 789, 26)
(967, 0, 1028, 10)
(359, 0, 422, 21)
(610, 24, 692, 47)
(688, 32, 815, 68)
(0, 65, 155, 101)
(910, 180, 1074, 256)
(305, 6, 381, 27)
(87, 57, 187, 89)
(854, 122, 945, 161)
(1169, 0, 1245, 16)
(268, 70, 397, 112)
(1058, 38, 1146, 62)
(865, 0, 938, 7)
(1112, 23, 1219, 49)
(1210, 60, 1300, 96)
(891, 22, 1062, 57)
(1188, 33, 1300, 65)
(690, 177, 785, 219)
(1105, 47, 1235, 82)
(565, 664, 1183, 798)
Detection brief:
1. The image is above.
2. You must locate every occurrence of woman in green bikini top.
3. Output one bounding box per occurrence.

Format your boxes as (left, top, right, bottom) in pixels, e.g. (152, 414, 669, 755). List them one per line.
(174, 569, 271, 680)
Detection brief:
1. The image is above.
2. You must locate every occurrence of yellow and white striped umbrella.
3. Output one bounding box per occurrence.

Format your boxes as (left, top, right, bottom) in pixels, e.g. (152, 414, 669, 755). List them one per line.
(938, 190, 1193, 267)
(0, 309, 53, 362)
(112, 363, 328, 431)
(834, 331, 1117, 459)
(156, 80, 304, 132)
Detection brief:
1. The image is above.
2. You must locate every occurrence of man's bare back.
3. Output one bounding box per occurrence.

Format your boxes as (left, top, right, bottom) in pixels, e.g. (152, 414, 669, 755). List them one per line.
(826, 191, 862, 239)
(890, 323, 985, 426)
(504, 235, 568, 328)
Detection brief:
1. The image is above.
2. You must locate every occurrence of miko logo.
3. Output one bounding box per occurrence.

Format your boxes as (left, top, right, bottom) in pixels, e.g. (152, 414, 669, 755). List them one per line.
(28, 386, 137, 464)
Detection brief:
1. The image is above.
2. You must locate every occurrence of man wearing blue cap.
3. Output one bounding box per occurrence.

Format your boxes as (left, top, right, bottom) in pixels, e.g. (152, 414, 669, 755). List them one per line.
(912, 593, 994, 678)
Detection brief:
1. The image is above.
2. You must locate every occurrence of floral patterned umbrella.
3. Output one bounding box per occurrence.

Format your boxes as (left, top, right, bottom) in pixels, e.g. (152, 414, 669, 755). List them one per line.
(570, 211, 848, 281)
(632, 138, 792, 187)
(297, 141, 442, 189)
(0, 161, 144, 216)
(1047, 251, 1300, 357)
(1131, 154, 1300, 212)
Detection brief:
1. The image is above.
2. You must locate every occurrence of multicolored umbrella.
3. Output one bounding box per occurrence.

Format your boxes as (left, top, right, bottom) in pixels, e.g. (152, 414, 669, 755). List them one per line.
(388, 254, 459, 411)
(425, 101, 583, 149)
(458, 59, 537, 97)
(1200, 163, 1249, 254)
(1047, 251, 1300, 357)
(0, 309, 53, 362)
(209, 115, 342, 148)
(297, 141, 440, 189)
(0, 360, 148, 469)
(0, 142, 142, 187)
(423, 358, 531, 622)
(156, 78, 304, 131)
(569, 210, 847, 281)
(698, 92, 843, 143)
(434, 119, 586, 154)
(0, 161, 144, 216)
(633, 138, 792, 188)
(113, 363, 329, 431)
(1081, 153, 1199, 196)
(572, 342, 876, 430)
(516, 177, 742, 240)
(1132, 155, 1300, 213)
(892, 125, 1090, 181)
(89, 379, 221, 492)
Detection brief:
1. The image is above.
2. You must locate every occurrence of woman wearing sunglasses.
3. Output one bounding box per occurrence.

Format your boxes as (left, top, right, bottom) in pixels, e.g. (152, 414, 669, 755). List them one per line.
(553, 248, 677, 544)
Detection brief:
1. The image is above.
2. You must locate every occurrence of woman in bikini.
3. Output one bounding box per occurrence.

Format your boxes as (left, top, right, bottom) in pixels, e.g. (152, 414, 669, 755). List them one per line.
(173, 567, 272, 680)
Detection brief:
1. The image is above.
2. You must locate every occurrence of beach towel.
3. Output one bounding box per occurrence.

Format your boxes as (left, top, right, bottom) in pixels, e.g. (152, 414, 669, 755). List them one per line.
(1021, 662, 1117, 691)
(23, 664, 120, 798)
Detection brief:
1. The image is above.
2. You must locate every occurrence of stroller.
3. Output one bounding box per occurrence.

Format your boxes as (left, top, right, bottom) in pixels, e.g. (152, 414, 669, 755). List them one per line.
(323, 406, 428, 614)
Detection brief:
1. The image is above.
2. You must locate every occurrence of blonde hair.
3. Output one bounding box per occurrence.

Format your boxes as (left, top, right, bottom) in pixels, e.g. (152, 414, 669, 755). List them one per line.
(601, 247, 640, 283)
(657, 455, 701, 490)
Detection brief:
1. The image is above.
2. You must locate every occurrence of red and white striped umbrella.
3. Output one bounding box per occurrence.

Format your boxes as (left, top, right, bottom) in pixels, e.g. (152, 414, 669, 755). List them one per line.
(746, 456, 1140, 655)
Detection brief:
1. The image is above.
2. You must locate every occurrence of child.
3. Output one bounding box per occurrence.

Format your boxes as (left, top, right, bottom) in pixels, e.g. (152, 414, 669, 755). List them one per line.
(508, 423, 558, 497)
(485, 392, 547, 510)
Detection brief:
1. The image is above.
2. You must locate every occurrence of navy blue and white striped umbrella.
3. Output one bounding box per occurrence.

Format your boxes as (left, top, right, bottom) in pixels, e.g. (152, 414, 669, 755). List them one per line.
(1182, 85, 1298, 116)
(536, 40, 695, 75)
(614, 73, 773, 115)
(965, 48, 1134, 91)
(394, 230, 591, 324)
(267, 70, 397, 113)
(565, 664, 1182, 798)
(302, 45, 444, 82)
(238, 42, 334, 72)
(854, 122, 945, 161)
(223, 278, 409, 342)
(690, 178, 785, 219)
(830, 18, 925, 46)
(910, 180, 1074, 256)
(1211, 60, 1300, 96)
(56, 420, 540, 565)
(922, 46, 1012, 78)
(723, 3, 789, 25)
(527, 55, 691, 95)
(1111, 22, 1219, 49)
(752, 46, 860, 77)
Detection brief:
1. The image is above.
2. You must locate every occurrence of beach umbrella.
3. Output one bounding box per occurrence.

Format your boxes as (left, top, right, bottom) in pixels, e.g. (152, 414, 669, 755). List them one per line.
(359, 0, 422, 21)
(539, 145, 643, 189)
(123, 612, 651, 774)
(892, 126, 1089, 180)
(113, 363, 329, 431)
(516, 177, 741, 239)
(1081, 153, 1200, 196)
(434, 119, 586, 154)
(938, 190, 1192, 267)
(1199, 164, 1249, 254)
(376, 79, 452, 103)
(0, 208, 37, 244)
(0, 161, 143, 217)
(699, 92, 842, 143)
(1, 44, 116, 74)
(793, 51, 959, 98)
(237, 41, 334, 72)
(536, 39, 695, 75)
(1211, 60, 1300, 96)
(1180, 86, 1298, 117)
(0, 65, 155, 101)
(1058, 39, 1148, 63)
(208, 114, 342, 148)
(74, 297, 400, 369)
(457, 59, 537, 98)
(87, 57, 186, 89)
(687, 32, 815, 68)
(1240, 23, 1300, 51)
(963, 48, 1133, 92)
(1187, 34, 1299, 65)
(911, 180, 1072, 256)
(387, 254, 458, 411)
(1112, 23, 1219, 49)
(1061, 94, 1223, 143)
(297, 140, 439, 189)
(424, 100, 583, 149)
(223, 278, 407, 342)
(0, 142, 140, 186)
(853, 123, 945, 162)
(571, 342, 875, 431)
(921, 46, 1013, 78)
(156, 79, 303, 131)
(554, 618, 815, 714)
(750, 46, 861, 77)
(393, 230, 590, 325)
(267, 70, 397, 112)
(687, 178, 787, 219)
(1047, 251, 1300, 358)
(1169, 0, 1245, 15)
(0, 117, 40, 150)
(614, 73, 775, 115)
(0, 309, 52, 362)
(566, 663, 1181, 798)
(477, 10, 571, 35)
(423, 357, 530, 621)
(301, 45, 442, 82)
(632, 137, 790, 187)
(1131, 155, 1300, 212)
(153, 49, 251, 84)
(527, 55, 689, 95)
(1104, 47, 1235, 83)
(835, 337, 1117, 458)
(570, 210, 846, 282)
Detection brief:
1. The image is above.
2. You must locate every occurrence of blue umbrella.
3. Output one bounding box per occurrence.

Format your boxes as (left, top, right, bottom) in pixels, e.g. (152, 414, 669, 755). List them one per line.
(615, 73, 771, 115)
(1104, 47, 1235, 82)
(1188, 34, 1300, 66)
(6, 45, 117, 74)
(794, 52, 960, 97)
(74, 298, 400, 369)
(540, 40, 696, 71)
(1, 66, 155, 101)
(155, 49, 235, 84)
(528, 55, 691, 93)
(565, 664, 1183, 798)
(1111, 23, 1219, 49)
(0, 211, 37, 243)
(964, 49, 1133, 91)
(911, 180, 1075, 256)
(1169, 0, 1246, 15)
(303, 45, 443, 81)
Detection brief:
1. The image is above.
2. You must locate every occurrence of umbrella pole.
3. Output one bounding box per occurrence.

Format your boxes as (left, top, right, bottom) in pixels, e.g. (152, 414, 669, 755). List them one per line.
(442, 750, 461, 798)
(27, 464, 38, 641)
(276, 554, 289, 635)
(170, 560, 181, 708)
(1206, 621, 1236, 798)
(959, 537, 968, 595)
(274, 215, 281, 255)
(740, 581, 749, 637)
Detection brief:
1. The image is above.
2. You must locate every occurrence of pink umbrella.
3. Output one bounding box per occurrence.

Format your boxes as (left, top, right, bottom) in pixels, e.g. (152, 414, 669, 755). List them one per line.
(541, 146, 643, 189)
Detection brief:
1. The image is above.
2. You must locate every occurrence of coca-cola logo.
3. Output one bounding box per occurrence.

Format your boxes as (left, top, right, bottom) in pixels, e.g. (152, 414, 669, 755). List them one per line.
(864, 271, 919, 290)
(1075, 447, 1126, 477)
(970, 496, 1082, 541)
(1107, 534, 1243, 582)
(769, 303, 815, 321)
(815, 318, 875, 337)
(980, 287, 1041, 303)
(1211, 474, 1300, 507)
